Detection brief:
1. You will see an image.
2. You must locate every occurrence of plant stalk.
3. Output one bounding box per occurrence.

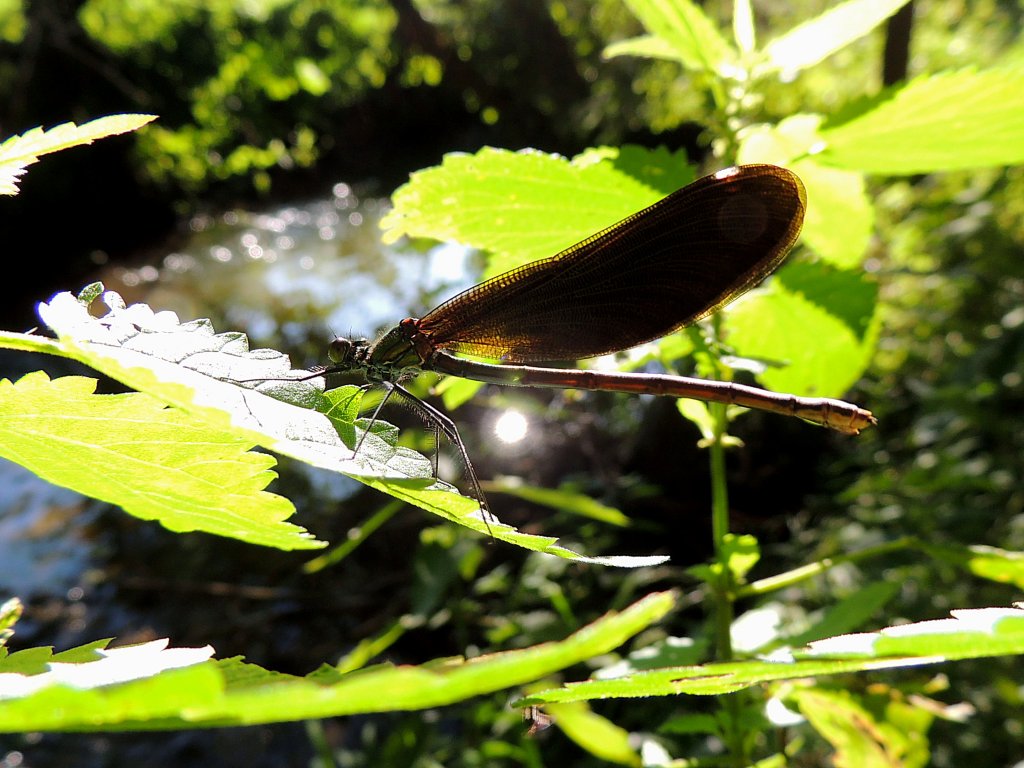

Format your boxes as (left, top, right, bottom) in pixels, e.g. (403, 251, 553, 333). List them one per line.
(708, 399, 746, 764)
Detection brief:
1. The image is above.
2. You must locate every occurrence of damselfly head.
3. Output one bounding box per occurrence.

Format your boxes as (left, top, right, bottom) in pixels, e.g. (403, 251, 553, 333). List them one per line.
(327, 336, 367, 365)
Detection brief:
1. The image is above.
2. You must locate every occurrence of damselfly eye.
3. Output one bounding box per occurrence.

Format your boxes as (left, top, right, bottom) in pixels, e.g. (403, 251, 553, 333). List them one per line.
(328, 337, 355, 364)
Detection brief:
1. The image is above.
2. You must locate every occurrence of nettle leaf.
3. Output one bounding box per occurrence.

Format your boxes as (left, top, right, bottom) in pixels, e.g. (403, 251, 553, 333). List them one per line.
(617, 0, 735, 72)
(603, 34, 683, 63)
(518, 605, 1024, 704)
(23, 288, 667, 566)
(920, 543, 1024, 589)
(0, 372, 320, 551)
(802, 605, 1024, 658)
(727, 261, 879, 398)
(792, 159, 873, 270)
(0, 592, 675, 731)
(738, 117, 874, 269)
(381, 145, 695, 278)
(787, 687, 932, 768)
(0, 114, 156, 195)
(0, 639, 214, 695)
(762, 0, 910, 75)
(544, 701, 639, 766)
(819, 66, 1024, 173)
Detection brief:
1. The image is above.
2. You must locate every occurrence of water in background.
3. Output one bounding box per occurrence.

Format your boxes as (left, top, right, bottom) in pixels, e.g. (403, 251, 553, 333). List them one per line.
(100, 182, 477, 361)
(1, 182, 481, 634)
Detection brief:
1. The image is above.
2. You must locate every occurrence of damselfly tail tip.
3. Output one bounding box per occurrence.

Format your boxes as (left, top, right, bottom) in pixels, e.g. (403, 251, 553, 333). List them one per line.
(835, 408, 877, 435)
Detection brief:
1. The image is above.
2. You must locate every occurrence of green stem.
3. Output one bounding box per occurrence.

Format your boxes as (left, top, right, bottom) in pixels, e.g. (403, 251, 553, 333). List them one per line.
(709, 406, 734, 661)
(708, 400, 746, 764)
(303, 499, 404, 574)
(706, 313, 736, 664)
(737, 537, 919, 599)
(305, 719, 338, 768)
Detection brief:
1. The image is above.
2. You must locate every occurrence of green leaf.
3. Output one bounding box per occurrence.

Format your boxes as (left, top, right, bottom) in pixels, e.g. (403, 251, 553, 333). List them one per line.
(0, 114, 156, 195)
(762, 0, 910, 74)
(0, 592, 676, 731)
(819, 67, 1024, 173)
(484, 477, 634, 527)
(333, 617, 406, 675)
(659, 712, 721, 735)
(303, 500, 404, 575)
(727, 262, 879, 398)
(751, 751, 788, 768)
(793, 160, 874, 269)
(0, 372, 320, 550)
(25, 289, 668, 566)
(545, 701, 640, 766)
(803, 605, 1024, 658)
(600, 636, 708, 676)
(381, 145, 695, 278)
(518, 605, 1024, 704)
(777, 261, 877, 341)
(723, 533, 760, 582)
(921, 543, 1024, 589)
(732, 0, 755, 54)
(602, 34, 683, 63)
(677, 398, 716, 440)
(77, 282, 104, 305)
(690, 532, 762, 588)
(738, 113, 824, 163)
(784, 581, 900, 647)
(738, 118, 874, 269)
(617, 0, 735, 71)
(0, 598, 21, 650)
(435, 375, 483, 411)
(0, 638, 213, 686)
(788, 687, 932, 768)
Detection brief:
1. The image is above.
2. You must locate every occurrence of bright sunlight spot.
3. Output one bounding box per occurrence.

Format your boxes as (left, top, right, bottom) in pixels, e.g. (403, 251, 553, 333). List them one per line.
(765, 697, 805, 727)
(730, 604, 784, 654)
(494, 409, 528, 444)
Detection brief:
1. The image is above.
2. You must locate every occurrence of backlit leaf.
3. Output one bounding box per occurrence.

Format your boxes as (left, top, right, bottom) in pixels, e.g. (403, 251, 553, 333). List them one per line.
(819, 67, 1024, 173)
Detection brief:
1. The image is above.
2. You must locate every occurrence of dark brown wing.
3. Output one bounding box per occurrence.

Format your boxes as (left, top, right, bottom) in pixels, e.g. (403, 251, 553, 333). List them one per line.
(415, 164, 806, 363)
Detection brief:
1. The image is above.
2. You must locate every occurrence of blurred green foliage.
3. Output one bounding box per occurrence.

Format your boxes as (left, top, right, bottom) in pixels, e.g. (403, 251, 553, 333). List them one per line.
(0, 0, 22, 43)
(2, 0, 1024, 765)
(794, 165, 1024, 767)
(0, 0, 652, 195)
(78, 0, 397, 191)
(1, 0, 1021, 197)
